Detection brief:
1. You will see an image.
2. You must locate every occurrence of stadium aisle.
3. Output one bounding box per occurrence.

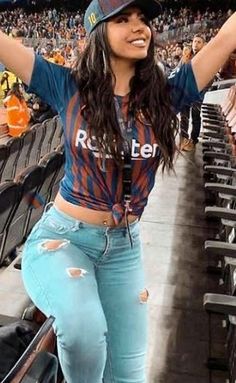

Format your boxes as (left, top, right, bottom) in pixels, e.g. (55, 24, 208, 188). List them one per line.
(141, 145, 227, 383)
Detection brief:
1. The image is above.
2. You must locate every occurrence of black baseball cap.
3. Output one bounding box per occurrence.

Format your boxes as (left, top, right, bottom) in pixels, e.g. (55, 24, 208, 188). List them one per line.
(84, 0, 162, 35)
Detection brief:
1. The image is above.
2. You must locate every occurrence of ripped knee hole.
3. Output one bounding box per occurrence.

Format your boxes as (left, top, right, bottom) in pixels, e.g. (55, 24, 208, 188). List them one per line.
(139, 289, 149, 304)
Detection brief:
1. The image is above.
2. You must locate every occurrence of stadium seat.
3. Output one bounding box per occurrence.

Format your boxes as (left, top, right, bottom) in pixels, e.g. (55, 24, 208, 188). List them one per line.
(1, 137, 21, 181)
(1, 316, 58, 383)
(28, 123, 46, 165)
(204, 293, 236, 374)
(39, 118, 57, 159)
(25, 151, 63, 236)
(202, 87, 236, 381)
(50, 149, 65, 201)
(50, 116, 63, 151)
(0, 165, 43, 266)
(0, 145, 9, 182)
(14, 129, 36, 177)
(0, 182, 21, 267)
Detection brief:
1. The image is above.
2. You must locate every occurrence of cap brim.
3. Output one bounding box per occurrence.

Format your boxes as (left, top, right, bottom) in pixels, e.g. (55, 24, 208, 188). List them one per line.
(102, 0, 161, 22)
(135, 0, 162, 20)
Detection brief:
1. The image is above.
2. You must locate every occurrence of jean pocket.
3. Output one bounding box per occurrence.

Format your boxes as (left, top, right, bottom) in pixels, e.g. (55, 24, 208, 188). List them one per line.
(40, 215, 80, 235)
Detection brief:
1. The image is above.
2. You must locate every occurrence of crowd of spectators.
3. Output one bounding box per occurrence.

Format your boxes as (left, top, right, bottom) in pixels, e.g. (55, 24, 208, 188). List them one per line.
(152, 7, 232, 34)
(0, 6, 232, 42)
(0, 4, 234, 88)
(0, 8, 86, 40)
(0, 5, 232, 70)
(155, 29, 221, 75)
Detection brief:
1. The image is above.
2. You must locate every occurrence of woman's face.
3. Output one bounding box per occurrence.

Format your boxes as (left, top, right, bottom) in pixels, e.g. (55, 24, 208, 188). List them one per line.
(106, 6, 152, 63)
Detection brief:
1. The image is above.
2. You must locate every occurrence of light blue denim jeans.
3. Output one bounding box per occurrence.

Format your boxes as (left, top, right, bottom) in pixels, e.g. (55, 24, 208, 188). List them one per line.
(22, 205, 148, 383)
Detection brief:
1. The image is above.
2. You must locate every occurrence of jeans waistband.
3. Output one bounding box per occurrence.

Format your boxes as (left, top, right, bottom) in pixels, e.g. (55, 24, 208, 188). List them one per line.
(44, 203, 139, 236)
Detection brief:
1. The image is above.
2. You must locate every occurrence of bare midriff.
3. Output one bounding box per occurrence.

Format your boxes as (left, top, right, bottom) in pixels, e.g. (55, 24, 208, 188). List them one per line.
(54, 193, 138, 227)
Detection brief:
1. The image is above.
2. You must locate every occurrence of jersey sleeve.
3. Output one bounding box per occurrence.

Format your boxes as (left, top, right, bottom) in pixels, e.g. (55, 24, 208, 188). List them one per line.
(167, 62, 203, 113)
(27, 54, 74, 114)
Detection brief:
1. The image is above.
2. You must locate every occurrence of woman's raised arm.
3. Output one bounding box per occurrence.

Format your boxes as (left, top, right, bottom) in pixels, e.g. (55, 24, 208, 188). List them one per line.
(0, 30, 35, 86)
(192, 12, 236, 92)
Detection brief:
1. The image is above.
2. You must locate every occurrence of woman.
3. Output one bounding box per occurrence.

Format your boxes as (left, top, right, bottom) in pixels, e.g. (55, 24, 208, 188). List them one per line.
(180, 44, 193, 64)
(0, 0, 236, 382)
(4, 82, 30, 137)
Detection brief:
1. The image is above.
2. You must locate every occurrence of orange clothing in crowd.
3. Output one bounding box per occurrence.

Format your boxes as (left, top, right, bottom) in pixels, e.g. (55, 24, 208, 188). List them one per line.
(4, 94, 30, 137)
(54, 52, 65, 65)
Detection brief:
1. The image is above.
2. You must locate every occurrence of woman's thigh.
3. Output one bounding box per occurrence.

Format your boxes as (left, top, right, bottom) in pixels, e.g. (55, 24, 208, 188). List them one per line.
(21, 209, 112, 383)
(21, 215, 107, 338)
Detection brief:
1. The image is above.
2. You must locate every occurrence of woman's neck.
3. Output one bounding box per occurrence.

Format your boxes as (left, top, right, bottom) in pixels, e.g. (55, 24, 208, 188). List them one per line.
(111, 58, 135, 96)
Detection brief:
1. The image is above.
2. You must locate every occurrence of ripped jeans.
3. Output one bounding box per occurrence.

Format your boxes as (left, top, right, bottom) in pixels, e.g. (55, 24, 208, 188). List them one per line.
(22, 205, 148, 383)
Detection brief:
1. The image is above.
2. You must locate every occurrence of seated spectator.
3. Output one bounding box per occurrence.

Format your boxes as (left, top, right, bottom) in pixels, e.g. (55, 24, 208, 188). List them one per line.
(172, 54, 181, 68)
(53, 49, 65, 66)
(4, 82, 30, 137)
(179, 45, 193, 65)
(0, 69, 21, 98)
(29, 95, 57, 123)
(174, 43, 183, 61)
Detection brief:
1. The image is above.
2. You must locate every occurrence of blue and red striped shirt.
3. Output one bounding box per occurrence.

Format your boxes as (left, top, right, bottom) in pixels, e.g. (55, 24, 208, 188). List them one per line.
(28, 54, 201, 222)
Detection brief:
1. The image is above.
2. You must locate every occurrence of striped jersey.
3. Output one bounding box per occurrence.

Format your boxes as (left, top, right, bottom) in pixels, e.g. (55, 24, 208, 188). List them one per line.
(28, 54, 202, 223)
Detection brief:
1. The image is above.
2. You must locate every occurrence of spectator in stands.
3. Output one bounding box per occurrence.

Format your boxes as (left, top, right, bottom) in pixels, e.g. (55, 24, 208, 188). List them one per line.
(155, 46, 172, 75)
(3, 82, 30, 137)
(181, 45, 193, 64)
(29, 94, 56, 123)
(0, 68, 21, 97)
(0, 1, 236, 382)
(180, 34, 206, 151)
(53, 49, 65, 65)
(174, 43, 183, 61)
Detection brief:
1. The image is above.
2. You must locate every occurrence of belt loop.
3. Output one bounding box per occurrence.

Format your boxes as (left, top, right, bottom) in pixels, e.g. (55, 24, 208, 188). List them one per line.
(44, 201, 54, 213)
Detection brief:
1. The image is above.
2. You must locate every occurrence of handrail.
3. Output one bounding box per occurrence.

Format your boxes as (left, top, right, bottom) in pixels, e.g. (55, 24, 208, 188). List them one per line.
(211, 79, 236, 88)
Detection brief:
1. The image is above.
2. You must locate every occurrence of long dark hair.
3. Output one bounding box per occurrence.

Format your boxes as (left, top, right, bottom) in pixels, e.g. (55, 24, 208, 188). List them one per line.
(72, 22, 179, 172)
